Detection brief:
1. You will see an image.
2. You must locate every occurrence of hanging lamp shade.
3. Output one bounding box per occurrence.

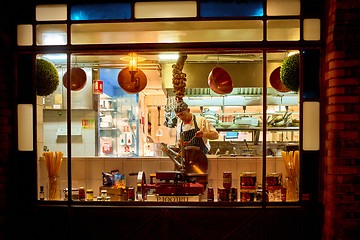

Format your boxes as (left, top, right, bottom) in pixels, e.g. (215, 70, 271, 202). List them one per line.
(63, 68, 87, 91)
(270, 67, 290, 93)
(118, 67, 147, 94)
(208, 67, 233, 95)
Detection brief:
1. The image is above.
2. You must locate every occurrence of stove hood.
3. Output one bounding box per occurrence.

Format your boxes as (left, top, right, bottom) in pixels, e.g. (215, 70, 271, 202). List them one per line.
(162, 62, 263, 91)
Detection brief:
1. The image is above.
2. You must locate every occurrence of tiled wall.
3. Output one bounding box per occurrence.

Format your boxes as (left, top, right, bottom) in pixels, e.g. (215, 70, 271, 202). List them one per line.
(42, 109, 97, 157)
(38, 156, 285, 200)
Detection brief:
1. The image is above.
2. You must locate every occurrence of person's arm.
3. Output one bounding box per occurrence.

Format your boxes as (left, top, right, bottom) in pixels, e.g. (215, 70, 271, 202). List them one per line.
(195, 118, 219, 140)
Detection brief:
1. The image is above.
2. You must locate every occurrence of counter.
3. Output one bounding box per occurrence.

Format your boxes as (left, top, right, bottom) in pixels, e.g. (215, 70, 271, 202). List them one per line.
(38, 155, 286, 201)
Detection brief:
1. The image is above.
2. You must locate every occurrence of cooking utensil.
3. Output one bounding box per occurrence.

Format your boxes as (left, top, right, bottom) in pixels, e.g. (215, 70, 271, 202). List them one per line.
(270, 67, 290, 93)
(118, 67, 147, 94)
(208, 67, 233, 94)
(184, 147, 208, 174)
(63, 68, 87, 91)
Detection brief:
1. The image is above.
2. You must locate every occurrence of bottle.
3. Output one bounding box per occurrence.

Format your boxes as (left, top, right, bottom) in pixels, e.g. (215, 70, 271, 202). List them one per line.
(86, 189, 94, 201)
(207, 187, 214, 202)
(79, 187, 85, 201)
(39, 186, 45, 200)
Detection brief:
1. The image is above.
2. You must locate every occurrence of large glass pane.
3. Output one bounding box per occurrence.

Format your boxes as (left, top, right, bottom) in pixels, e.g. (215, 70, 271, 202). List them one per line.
(36, 24, 67, 46)
(200, 0, 263, 17)
(266, 51, 300, 202)
(135, 1, 197, 19)
(37, 54, 68, 201)
(71, 3, 131, 21)
(71, 20, 263, 45)
(51, 51, 265, 203)
(267, 20, 300, 41)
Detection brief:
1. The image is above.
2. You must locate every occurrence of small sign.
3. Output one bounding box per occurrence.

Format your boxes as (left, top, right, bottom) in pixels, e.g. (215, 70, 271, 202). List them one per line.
(82, 120, 95, 129)
(146, 195, 201, 202)
(93, 80, 103, 94)
(102, 142, 112, 153)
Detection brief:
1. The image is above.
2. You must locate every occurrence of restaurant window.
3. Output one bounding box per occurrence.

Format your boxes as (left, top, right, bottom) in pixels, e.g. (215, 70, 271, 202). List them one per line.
(34, 50, 305, 203)
(14, 0, 322, 204)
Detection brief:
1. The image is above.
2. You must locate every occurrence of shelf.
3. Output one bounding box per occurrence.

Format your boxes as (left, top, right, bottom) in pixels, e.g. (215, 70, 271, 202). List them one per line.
(216, 126, 299, 131)
(100, 127, 118, 131)
(100, 109, 116, 112)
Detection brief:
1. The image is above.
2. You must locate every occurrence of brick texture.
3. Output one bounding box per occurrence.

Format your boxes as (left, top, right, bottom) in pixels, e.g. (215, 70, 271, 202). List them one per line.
(323, 0, 360, 239)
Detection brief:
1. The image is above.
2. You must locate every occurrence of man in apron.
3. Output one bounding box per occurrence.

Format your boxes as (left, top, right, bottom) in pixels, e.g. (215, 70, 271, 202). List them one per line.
(174, 102, 219, 154)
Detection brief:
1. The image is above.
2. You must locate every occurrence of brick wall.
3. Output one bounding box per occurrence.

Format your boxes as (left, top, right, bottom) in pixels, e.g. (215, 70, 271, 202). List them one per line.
(323, 0, 360, 239)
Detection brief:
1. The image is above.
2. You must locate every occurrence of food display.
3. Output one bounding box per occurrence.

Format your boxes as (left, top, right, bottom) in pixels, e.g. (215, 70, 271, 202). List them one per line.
(240, 172, 257, 202)
(43, 151, 63, 200)
(172, 54, 188, 102)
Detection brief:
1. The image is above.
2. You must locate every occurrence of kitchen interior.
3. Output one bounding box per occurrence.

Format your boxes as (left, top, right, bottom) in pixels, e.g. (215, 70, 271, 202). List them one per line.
(37, 50, 300, 201)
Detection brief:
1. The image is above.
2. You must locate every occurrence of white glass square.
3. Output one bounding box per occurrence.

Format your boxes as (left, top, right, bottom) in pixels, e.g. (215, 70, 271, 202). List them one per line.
(267, 0, 300, 16)
(135, 1, 197, 19)
(18, 104, 34, 151)
(304, 19, 321, 41)
(303, 102, 320, 150)
(17, 24, 33, 46)
(267, 20, 300, 41)
(36, 4, 67, 21)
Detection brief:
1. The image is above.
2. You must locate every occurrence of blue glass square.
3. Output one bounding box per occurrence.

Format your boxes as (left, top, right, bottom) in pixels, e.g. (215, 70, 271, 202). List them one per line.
(200, 0, 264, 17)
(71, 3, 131, 21)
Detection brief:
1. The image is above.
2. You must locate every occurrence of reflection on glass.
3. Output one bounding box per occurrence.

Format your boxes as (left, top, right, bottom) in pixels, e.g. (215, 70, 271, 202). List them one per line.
(200, 0, 263, 17)
(71, 3, 131, 20)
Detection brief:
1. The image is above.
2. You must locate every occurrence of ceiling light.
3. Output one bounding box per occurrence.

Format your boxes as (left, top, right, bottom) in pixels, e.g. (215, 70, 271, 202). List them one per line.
(158, 54, 179, 60)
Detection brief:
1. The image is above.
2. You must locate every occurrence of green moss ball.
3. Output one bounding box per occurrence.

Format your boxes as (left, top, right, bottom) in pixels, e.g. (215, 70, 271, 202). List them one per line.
(280, 53, 299, 92)
(36, 59, 59, 96)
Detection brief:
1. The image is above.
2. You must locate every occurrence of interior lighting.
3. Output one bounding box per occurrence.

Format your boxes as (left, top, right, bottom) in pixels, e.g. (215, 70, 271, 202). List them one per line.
(43, 54, 67, 60)
(42, 32, 67, 45)
(287, 51, 299, 57)
(158, 53, 179, 61)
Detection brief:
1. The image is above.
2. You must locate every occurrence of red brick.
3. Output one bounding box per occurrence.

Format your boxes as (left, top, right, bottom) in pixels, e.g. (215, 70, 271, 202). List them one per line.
(327, 149, 360, 158)
(328, 78, 359, 87)
(352, 86, 360, 94)
(329, 59, 360, 69)
(326, 50, 346, 62)
(340, 131, 359, 139)
(328, 113, 359, 122)
(326, 122, 345, 130)
(325, 69, 347, 80)
(329, 96, 359, 104)
(327, 166, 360, 175)
(327, 87, 346, 96)
(0, 125, 11, 133)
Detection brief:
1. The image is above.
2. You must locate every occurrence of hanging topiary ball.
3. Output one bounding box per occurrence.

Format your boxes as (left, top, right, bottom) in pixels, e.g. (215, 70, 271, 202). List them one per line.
(280, 53, 299, 92)
(36, 58, 59, 96)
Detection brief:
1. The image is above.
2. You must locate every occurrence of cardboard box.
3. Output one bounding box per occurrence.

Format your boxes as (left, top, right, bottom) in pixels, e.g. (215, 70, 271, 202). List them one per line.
(99, 187, 128, 201)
